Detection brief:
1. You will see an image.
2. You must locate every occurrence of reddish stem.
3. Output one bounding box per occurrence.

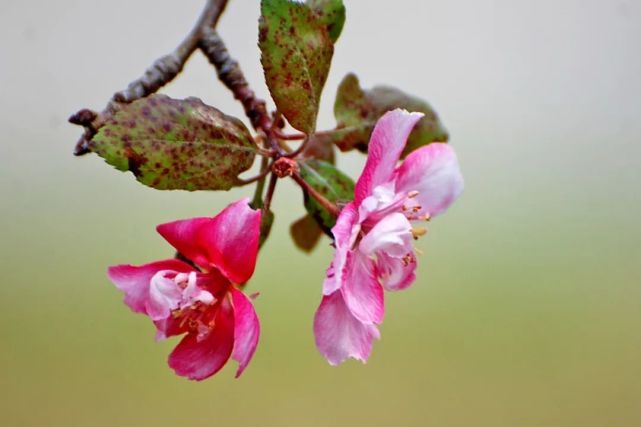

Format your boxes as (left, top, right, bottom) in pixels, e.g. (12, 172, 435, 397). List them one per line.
(290, 172, 340, 218)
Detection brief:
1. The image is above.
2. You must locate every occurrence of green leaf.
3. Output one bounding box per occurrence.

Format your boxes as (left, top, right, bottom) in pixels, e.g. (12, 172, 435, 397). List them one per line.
(307, 0, 346, 43)
(332, 73, 449, 157)
(290, 214, 323, 253)
(89, 95, 258, 191)
(259, 209, 275, 248)
(259, 0, 334, 133)
(299, 159, 354, 233)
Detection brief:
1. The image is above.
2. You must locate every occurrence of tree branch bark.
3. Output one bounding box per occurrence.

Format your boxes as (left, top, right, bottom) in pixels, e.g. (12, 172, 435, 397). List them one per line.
(70, 0, 229, 155)
(199, 28, 271, 132)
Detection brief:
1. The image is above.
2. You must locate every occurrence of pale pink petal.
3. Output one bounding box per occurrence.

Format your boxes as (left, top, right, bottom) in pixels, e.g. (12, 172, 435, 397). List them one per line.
(197, 198, 261, 284)
(168, 296, 235, 380)
(354, 110, 424, 206)
(146, 271, 183, 321)
(376, 251, 417, 291)
(359, 213, 413, 258)
(314, 291, 380, 366)
(341, 251, 384, 324)
(394, 143, 464, 217)
(358, 183, 406, 227)
(230, 288, 260, 378)
(323, 202, 359, 295)
(156, 218, 212, 269)
(107, 259, 194, 315)
(179, 272, 215, 309)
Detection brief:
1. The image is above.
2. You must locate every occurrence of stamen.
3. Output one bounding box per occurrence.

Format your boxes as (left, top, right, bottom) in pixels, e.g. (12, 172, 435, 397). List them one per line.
(407, 191, 419, 198)
(411, 227, 427, 240)
(401, 253, 414, 266)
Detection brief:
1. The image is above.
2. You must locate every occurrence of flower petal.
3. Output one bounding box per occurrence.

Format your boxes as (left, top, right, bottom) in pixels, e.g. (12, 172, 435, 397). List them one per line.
(394, 143, 464, 217)
(168, 296, 235, 380)
(107, 259, 194, 315)
(156, 218, 212, 269)
(146, 271, 183, 321)
(341, 251, 384, 324)
(376, 251, 417, 292)
(314, 291, 380, 366)
(154, 316, 184, 341)
(359, 212, 413, 257)
(197, 198, 261, 284)
(323, 202, 359, 295)
(230, 288, 260, 378)
(354, 110, 423, 206)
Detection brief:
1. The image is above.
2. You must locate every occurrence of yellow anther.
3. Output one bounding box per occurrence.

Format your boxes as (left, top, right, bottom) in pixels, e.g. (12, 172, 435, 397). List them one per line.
(411, 227, 427, 240)
(407, 191, 419, 198)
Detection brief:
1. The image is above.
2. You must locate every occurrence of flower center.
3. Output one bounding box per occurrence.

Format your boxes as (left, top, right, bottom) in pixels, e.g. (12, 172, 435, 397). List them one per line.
(150, 270, 217, 341)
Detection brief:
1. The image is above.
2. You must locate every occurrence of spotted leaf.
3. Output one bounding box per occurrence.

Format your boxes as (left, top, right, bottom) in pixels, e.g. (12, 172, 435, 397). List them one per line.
(307, 0, 346, 43)
(259, 0, 334, 133)
(88, 95, 258, 191)
(332, 73, 449, 157)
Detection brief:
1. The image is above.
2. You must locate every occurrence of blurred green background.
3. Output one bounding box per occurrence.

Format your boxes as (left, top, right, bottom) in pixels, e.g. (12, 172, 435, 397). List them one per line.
(1, 0, 640, 426)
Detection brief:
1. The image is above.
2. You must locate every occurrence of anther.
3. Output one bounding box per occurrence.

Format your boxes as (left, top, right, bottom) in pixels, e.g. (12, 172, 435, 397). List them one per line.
(401, 253, 414, 266)
(411, 227, 427, 240)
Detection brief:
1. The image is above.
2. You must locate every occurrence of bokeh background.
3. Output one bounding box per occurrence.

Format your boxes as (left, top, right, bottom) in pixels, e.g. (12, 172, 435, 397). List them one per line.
(2, 0, 640, 425)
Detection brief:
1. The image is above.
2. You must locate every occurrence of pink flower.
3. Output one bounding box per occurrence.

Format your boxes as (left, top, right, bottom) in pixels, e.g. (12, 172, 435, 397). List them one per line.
(314, 109, 464, 365)
(107, 198, 261, 380)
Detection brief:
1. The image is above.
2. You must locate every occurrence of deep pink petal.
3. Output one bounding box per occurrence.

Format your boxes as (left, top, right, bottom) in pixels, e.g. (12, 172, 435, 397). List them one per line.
(156, 218, 212, 269)
(323, 203, 359, 295)
(168, 296, 235, 380)
(376, 251, 417, 292)
(107, 259, 194, 315)
(354, 110, 423, 206)
(230, 288, 260, 378)
(313, 291, 380, 366)
(394, 143, 464, 217)
(341, 251, 384, 324)
(197, 198, 261, 284)
(154, 316, 184, 341)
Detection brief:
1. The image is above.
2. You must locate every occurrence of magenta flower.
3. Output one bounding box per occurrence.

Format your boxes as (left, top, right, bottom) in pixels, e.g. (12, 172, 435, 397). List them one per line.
(314, 109, 464, 365)
(107, 198, 261, 380)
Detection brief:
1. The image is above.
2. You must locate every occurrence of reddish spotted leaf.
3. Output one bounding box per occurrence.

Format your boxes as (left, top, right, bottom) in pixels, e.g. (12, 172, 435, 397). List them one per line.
(259, 0, 334, 134)
(332, 73, 449, 157)
(88, 95, 258, 191)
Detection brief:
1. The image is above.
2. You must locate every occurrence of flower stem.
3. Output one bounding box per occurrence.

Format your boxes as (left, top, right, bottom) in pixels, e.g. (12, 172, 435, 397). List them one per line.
(262, 173, 279, 213)
(290, 172, 340, 217)
(251, 157, 270, 208)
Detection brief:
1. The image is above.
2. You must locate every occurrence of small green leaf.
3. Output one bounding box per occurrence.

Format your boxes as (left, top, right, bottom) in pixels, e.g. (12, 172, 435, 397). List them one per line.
(299, 159, 354, 233)
(259, 209, 275, 248)
(332, 73, 449, 157)
(307, 0, 346, 43)
(259, 0, 334, 133)
(290, 214, 323, 253)
(89, 95, 258, 191)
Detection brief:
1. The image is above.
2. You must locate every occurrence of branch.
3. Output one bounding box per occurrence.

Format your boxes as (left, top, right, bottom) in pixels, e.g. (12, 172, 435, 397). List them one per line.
(113, 0, 229, 103)
(70, 0, 229, 155)
(199, 28, 271, 132)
